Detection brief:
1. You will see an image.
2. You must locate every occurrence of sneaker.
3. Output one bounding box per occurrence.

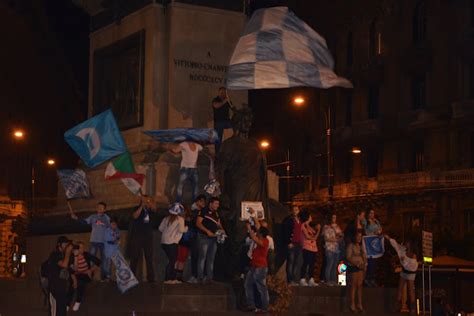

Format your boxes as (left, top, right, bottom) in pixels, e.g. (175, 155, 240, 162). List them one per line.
(72, 302, 81, 312)
(187, 276, 198, 284)
(163, 280, 174, 285)
(308, 278, 318, 287)
(299, 278, 308, 286)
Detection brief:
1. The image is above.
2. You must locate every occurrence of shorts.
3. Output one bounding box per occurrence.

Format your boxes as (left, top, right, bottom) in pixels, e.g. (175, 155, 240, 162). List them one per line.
(176, 245, 190, 263)
(400, 272, 416, 281)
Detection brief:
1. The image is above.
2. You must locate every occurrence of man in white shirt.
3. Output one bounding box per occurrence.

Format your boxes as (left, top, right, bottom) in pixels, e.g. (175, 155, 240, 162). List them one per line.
(172, 141, 203, 202)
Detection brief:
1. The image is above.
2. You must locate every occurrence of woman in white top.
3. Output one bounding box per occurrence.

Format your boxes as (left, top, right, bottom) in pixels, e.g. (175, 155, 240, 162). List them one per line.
(385, 235, 418, 314)
(159, 204, 188, 284)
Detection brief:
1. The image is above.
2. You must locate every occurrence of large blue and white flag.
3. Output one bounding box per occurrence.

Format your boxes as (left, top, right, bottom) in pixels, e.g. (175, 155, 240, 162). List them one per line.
(111, 251, 139, 293)
(227, 6, 353, 90)
(57, 169, 91, 199)
(363, 235, 385, 259)
(64, 109, 126, 168)
(144, 128, 218, 145)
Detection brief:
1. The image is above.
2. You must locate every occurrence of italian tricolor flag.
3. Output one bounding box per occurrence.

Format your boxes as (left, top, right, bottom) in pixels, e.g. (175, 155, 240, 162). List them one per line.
(105, 151, 145, 195)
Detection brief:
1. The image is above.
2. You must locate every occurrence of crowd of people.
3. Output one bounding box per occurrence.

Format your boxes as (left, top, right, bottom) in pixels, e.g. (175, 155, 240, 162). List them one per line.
(42, 197, 419, 315)
(41, 87, 418, 315)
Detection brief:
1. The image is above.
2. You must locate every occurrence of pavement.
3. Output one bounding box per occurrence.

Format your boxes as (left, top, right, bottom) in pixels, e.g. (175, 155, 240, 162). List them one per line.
(0, 278, 406, 316)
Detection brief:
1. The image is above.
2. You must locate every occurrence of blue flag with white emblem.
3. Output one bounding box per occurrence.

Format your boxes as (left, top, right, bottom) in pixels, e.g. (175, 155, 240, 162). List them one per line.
(64, 109, 126, 168)
(363, 235, 385, 259)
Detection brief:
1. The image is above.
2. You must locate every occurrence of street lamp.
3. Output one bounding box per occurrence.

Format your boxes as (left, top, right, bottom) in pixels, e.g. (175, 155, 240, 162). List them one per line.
(47, 159, 56, 166)
(292, 95, 334, 205)
(292, 96, 305, 106)
(13, 130, 25, 140)
(260, 140, 270, 150)
(351, 147, 362, 154)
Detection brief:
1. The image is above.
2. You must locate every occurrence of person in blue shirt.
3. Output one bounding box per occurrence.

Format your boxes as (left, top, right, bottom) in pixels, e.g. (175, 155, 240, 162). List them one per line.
(104, 217, 121, 279)
(70, 202, 110, 280)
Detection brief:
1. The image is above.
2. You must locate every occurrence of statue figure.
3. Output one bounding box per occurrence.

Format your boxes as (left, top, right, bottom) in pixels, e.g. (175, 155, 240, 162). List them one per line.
(216, 106, 268, 278)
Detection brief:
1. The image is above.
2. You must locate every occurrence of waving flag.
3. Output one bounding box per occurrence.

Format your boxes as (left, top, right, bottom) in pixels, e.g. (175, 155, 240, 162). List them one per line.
(111, 251, 139, 293)
(57, 169, 91, 199)
(363, 235, 385, 259)
(227, 6, 352, 90)
(105, 151, 144, 195)
(144, 128, 218, 144)
(64, 109, 126, 168)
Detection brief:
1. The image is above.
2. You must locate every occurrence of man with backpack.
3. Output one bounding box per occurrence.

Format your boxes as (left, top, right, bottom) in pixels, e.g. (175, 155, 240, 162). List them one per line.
(44, 236, 74, 316)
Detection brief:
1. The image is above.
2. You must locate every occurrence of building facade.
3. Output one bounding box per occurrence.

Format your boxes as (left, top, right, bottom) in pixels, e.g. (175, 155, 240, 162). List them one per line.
(294, 0, 474, 254)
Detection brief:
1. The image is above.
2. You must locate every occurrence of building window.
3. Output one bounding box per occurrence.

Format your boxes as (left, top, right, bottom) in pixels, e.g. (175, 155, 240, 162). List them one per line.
(368, 86, 379, 119)
(411, 76, 426, 110)
(367, 149, 378, 178)
(469, 61, 474, 98)
(471, 132, 474, 168)
(410, 140, 424, 172)
(403, 212, 425, 237)
(369, 20, 381, 59)
(347, 32, 353, 68)
(343, 152, 353, 183)
(345, 93, 352, 127)
(413, 0, 426, 45)
(465, 209, 474, 233)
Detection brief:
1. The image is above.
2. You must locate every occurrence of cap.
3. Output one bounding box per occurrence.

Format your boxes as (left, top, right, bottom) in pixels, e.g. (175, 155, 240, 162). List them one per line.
(57, 236, 71, 244)
(169, 203, 184, 215)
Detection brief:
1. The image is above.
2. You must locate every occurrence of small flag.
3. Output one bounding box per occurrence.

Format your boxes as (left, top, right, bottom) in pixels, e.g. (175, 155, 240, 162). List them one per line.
(64, 109, 126, 168)
(57, 169, 91, 199)
(105, 152, 144, 195)
(111, 251, 139, 293)
(363, 235, 385, 259)
(143, 128, 218, 144)
(227, 6, 352, 90)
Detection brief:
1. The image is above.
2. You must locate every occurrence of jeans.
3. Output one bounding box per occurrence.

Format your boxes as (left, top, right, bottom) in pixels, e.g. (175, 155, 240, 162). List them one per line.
(176, 167, 199, 202)
(197, 234, 218, 280)
(301, 250, 317, 279)
(325, 250, 339, 284)
(89, 242, 110, 279)
(286, 244, 302, 283)
(129, 232, 155, 282)
(162, 243, 178, 281)
(190, 237, 199, 278)
(214, 120, 232, 152)
(245, 267, 269, 310)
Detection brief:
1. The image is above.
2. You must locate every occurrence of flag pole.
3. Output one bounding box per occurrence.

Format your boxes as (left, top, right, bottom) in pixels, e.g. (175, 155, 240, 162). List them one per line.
(67, 200, 73, 215)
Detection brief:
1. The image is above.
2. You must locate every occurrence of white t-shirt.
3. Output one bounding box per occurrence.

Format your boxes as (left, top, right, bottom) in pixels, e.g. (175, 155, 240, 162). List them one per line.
(179, 142, 203, 168)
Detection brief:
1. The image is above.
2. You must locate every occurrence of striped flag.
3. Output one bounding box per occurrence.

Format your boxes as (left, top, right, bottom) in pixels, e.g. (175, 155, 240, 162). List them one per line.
(105, 152, 144, 195)
(227, 6, 352, 90)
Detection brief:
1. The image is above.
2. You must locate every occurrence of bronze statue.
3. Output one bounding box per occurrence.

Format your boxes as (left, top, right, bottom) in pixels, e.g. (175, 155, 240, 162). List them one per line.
(216, 106, 269, 278)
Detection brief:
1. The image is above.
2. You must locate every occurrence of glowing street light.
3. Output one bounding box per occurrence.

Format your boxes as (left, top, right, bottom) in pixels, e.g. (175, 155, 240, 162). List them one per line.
(292, 96, 305, 106)
(13, 130, 25, 140)
(47, 159, 56, 166)
(260, 140, 270, 150)
(351, 147, 362, 154)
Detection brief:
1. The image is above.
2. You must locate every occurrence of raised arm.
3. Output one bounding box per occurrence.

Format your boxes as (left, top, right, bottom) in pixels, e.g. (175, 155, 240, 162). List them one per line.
(249, 229, 265, 247)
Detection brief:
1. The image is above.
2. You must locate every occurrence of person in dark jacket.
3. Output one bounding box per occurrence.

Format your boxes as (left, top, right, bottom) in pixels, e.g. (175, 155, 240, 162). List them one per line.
(67, 242, 101, 312)
(47, 236, 74, 316)
(281, 205, 302, 284)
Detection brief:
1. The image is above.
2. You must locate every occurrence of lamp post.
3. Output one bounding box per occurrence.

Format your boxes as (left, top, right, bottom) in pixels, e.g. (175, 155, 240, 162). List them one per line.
(292, 96, 334, 203)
